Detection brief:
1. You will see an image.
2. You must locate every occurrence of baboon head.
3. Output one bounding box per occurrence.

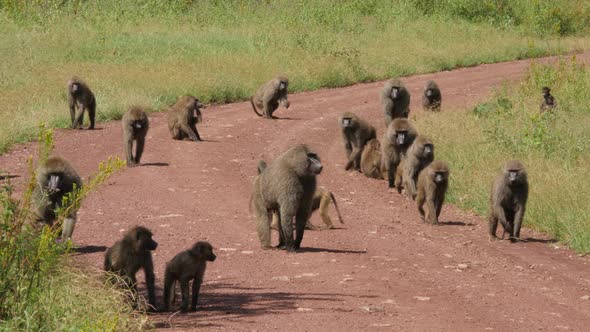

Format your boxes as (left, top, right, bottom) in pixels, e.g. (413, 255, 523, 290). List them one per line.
(46, 172, 62, 192)
(71, 83, 80, 93)
(542, 86, 551, 96)
(128, 226, 158, 252)
(190, 241, 217, 262)
(340, 112, 357, 129)
(503, 160, 527, 186)
(288, 145, 323, 177)
(257, 160, 268, 175)
(430, 160, 449, 184)
(366, 139, 381, 151)
(389, 118, 414, 146)
(390, 86, 400, 99)
(276, 77, 290, 109)
(416, 136, 434, 159)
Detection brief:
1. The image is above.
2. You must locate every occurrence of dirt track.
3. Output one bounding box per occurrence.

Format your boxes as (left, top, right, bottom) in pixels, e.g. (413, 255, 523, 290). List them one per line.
(2, 54, 590, 331)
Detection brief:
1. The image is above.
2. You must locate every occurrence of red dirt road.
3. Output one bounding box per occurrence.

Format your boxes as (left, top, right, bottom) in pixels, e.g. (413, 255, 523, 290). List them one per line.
(2, 54, 590, 331)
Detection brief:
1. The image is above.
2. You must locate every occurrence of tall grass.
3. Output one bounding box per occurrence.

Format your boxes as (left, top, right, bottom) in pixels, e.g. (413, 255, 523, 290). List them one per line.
(416, 58, 590, 253)
(0, 1, 589, 153)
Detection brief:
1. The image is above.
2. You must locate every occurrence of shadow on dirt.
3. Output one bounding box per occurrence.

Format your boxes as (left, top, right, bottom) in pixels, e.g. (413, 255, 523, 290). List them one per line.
(73, 245, 108, 254)
(141, 162, 170, 167)
(521, 237, 557, 244)
(438, 221, 475, 227)
(0, 174, 19, 180)
(297, 247, 366, 254)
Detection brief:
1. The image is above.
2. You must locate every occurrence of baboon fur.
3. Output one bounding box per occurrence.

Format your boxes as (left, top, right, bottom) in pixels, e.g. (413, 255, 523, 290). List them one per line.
(380, 118, 418, 188)
(395, 135, 434, 198)
(340, 112, 376, 171)
(489, 160, 529, 242)
(104, 226, 158, 308)
(360, 138, 383, 180)
(250, 77, 290, 119)
(251, 144, 323, 251)
(416, 160, 449, 225)
(381, 78, 411, 126)
(122, 106, 149, 166)
(167, 95, 204, 142)
(163, 241, 216, 312)
(422, 80, 442, 112)
(67, 76, 96, 129)
(32, 155, 83, 241)
(540, 86, 556, 113)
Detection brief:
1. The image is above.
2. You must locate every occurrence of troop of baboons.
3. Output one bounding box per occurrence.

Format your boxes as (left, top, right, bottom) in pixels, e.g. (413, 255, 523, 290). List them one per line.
(23, 74, 541, 312)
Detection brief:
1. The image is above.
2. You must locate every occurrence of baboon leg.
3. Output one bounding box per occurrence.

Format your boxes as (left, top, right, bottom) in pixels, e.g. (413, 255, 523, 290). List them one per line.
(144, 261, 156, 308)
(319, 194, 335, 229)
(305, 220, 319, 230)
(279, 207, 295, 251)
(270, 212, 279, 230)
(69, 102, 76, 127)
(513, 208, 525, 239)
(135, 137, 145, 164)
(395, 169, 403, 194)
(425, 197, 437, 224)
(345, 147, 362, 171)
(61, 215, 77, 242)
(191, 273, 204, 311)
(388, 163, 396, 188)
(276, 214, 287, 249)
(171, 125, 183, 140)
(74, 105, 85, 129)
(181, 124, 200, 142)
(489, 216, 499, 240)
(344, 141, 352, 159)
(436, 198, 444, 219)
(294, 208, 310, 250)
(179, 279, 190, 311)
(256, 208, 272, 249)
(404, 169, 417, 199)
(163, 274, 173, 311)
(125, 138, 135, 165)
(88, 100, 96, 129)
(189, 123, 202, 141)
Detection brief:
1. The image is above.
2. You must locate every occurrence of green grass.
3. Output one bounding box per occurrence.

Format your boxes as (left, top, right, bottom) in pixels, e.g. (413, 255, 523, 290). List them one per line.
(415, 58, 590, 253)
(1, 1, 590, 153)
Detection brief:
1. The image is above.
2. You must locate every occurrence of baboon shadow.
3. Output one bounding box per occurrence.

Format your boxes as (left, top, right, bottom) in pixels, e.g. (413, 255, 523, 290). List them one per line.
(297, 247, 367, 254)
(438, 221, 474, 227)
(273, 117, 300, 121)
(0, 174, 19, 180)
(141, 162, 169, 167)
(73, 245, 108, 254)
(521, 237, 557, 244)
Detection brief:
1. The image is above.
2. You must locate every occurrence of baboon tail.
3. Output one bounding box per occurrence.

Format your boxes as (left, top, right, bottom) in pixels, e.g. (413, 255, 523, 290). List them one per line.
(329, 192, 344, 224)
(250, 97, 263, 117)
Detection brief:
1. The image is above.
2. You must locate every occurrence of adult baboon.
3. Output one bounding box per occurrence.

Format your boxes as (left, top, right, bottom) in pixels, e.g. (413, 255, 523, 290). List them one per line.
(416, 160, 449, 225)
(422, 80, 441, 111)
(250, 77, 290, 119)
(395, 135, 434, 198)
(122, 106, 149, 167)
(162, 241, 216, 312)
(251, 144, 322, 251)
(167, 95, 204, 142)
(104, 226, 158, 308)
(360, 138, 383, 180)
(32, 155, 83, 241)
(540, 86, 556, 113)
(67, 76, 96, 129)
(381, 78, 410, 126)
(340, 112, 376, 171)
(489, 160, 529, 242)
(380, 118, 418, 188)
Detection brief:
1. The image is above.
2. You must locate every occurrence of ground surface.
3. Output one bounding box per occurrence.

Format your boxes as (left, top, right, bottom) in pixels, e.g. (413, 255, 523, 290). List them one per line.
(2, 54, 590, 331)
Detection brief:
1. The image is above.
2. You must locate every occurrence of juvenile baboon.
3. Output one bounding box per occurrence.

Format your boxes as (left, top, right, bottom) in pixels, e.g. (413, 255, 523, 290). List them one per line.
(416, 160, 449, 225)
(250, 77, 290, 119)
(395, 135, 434, 198)
(162, 241, 216, 312)
(360, 138, 383, 180)
(380, 118, 418, 188)
(540, 86, 556, 113)
(122, 106, 149, 167)
(67, 77, 96, 129)
(32, 155, 83, 241)
(381, 78, 411, 126)
(104, 226, 158, 308)
(167, 95, 204, 142)
(340, 112, 376, 171)
(422, 80, 442, 111)
(488, 160, 529, 242)
(251, 144, 323, 251)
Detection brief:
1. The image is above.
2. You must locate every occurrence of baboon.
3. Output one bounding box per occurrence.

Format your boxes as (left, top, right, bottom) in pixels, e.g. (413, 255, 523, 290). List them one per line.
(416, 160, 449, 225)
(122, 106, 149, 167)
(380, 118, 418, 188)
(104, 226, 158, 308)
(270, 187, 345, 230)
(488, 160, 529, 242)
(395, 135, 434, 198)
(250, 77, 290, 119)
(540, 86, 556, 113)
(167, 95, 204, 142)
(67, 77, 96, 129)
(422, 80, 441, 111)
(381, 78, 411, 126)
(162, 241, 216, 312)
(32, 155, 83, 241)
(251, 144, 323, 251)
(340, 112, 376, 171)
(360, 138, 383, 180)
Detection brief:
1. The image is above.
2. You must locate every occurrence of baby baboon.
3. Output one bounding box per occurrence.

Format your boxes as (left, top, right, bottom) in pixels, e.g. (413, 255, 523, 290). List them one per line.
(167, 95, 204, 142)
(416, 160, 449, 225)
(67, 76, 96, 129)
(422, 80, 442, 111)
(251, 144, 322, 251)
(250, 77, 290, 119)
(540, 86, 556, 113)
(104, 226, 158, 308)
(360, 138, 383, 180)
(489, 160, 529, 242)
(122, 106, 149, 167)
(381, 78, 411, 126)
(380, 118, 418, 188)
(163, 241, 216, 312)
(340, 112, 376, 171)
(32, 155, 83, 241)
(395, 135, 434, 198)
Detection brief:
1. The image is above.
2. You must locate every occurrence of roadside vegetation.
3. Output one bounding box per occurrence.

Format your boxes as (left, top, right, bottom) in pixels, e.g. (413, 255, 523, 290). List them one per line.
(416, 58, 590, 253)
(1, 0, 590, 153)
